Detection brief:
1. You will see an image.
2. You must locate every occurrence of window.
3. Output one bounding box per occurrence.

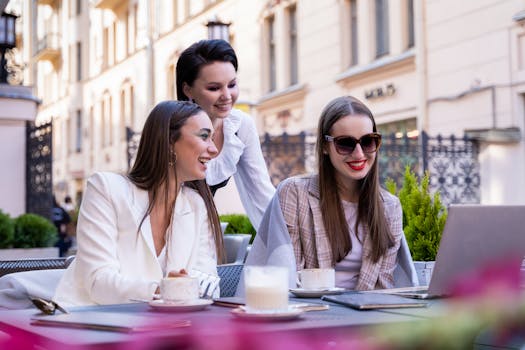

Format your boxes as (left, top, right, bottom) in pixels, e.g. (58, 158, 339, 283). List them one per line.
(67, 116, 72, 154)
(101, 100, 106, 148)
(268, 16, 276, 92)
(76, 0, 81, 15)
(350, 0, 358, 66)
(108, 96, 113, 146)
(112, 22, 117, 65)
(168, 63, 176, 99)
(75, 109, 82, 153)
(288, 5, 298, 85)
(89, 106, 95, 152)
(125, 10, 129, 55)
(377, 118, 417, 138)
(375, 0, 389, 58)
(103, 27, 109, 68)
(120, 83, 135, 141)
(101, 94, 113, 147)
(69, 44, 74, 82)
(407, 0, 414, 48)
(76, 41, 81, 81)
(133, 4, 138, 52)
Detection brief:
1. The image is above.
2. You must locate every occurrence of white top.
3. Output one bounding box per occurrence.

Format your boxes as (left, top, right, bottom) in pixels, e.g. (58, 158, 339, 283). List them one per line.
(335, 200, 364, 289)
(54, 172, 218, 306)
(157, 245, 167, 276)
(206, 108, 275, 231)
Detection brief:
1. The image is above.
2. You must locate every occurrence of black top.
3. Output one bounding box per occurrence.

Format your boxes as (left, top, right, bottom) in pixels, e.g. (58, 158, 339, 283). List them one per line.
(210, 177, 231, 196)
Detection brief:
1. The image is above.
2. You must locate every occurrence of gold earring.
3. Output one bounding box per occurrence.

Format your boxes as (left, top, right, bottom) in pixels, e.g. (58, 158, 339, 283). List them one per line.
(169, 152, 177, 166)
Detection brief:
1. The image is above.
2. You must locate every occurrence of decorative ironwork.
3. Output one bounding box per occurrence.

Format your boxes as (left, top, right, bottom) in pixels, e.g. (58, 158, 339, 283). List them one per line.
(4, 48, 25, 85)
(378, 133, 420, 187)
(124, 126, 481, 206)
(260, 131, 480, 206)
(422, 132, 480, 205)
(260, 132, 315, 186)
(26, 121, 53, 220)
(126, 126, 140, 170)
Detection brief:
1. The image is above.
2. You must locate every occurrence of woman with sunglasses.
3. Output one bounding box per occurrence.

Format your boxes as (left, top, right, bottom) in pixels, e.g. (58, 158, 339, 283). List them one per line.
(249, 95, 407, 291)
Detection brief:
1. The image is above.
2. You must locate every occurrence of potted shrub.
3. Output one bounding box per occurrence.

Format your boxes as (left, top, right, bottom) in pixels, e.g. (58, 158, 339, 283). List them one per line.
(386, 167, 447, 285)
(0, 210, 14, 249)
(219, 214, 256, 243)
(0, 213, 59, 259)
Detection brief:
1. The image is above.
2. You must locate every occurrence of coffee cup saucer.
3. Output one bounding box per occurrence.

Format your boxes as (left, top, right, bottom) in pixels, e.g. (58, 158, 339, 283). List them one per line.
(231, 306, 303, 321)
(148, 298, 212, 312)
(289, 287, 346, 298)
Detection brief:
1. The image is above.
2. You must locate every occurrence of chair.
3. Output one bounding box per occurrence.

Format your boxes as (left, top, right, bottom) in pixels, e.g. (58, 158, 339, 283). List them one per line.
(0, 258, 71, 278)
(217, 264, 243, 297)
(223, 234, 251, 264)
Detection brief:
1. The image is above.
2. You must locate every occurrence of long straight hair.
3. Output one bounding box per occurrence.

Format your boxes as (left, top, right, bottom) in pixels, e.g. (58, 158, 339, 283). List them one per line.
(127, 100, 224, 263)
(317, 96, 393, 264)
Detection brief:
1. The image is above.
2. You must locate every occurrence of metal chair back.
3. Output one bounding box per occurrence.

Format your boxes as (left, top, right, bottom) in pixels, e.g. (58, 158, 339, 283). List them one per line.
(0, 258, 69, 277)
(223, 234, 251, 264)
(217, 264, 244, 297)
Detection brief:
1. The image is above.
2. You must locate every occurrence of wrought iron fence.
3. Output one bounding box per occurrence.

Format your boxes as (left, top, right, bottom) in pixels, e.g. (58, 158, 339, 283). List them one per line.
(422, 132, 480, 205)
(126, 127, 480, 206)
(26, 121, 53, 220)
(261, 131, 480, 207)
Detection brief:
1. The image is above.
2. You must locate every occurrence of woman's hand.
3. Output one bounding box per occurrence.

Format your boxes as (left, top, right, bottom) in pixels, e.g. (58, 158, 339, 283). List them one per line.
(167, 269, 188, 277)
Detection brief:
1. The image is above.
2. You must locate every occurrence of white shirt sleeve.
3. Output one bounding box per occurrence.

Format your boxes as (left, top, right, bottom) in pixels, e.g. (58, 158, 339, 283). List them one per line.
(206, 109, 275, 231)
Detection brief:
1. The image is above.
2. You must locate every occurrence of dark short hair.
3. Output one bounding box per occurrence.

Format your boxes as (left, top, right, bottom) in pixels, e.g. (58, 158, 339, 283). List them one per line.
(176, 39, 238, 101)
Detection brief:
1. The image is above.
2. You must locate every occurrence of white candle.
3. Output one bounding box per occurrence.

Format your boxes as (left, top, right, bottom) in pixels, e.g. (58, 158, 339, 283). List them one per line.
(244, 266, 289, 312)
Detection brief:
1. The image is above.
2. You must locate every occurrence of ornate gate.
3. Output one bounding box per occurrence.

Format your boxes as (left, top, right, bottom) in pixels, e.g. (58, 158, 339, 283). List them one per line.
(26, 121, 53, 219)
(261, 131, 480, 207)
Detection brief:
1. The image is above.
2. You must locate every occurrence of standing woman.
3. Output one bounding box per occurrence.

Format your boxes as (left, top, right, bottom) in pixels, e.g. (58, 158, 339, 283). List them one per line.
(176, 39, 275, 231)
(267, 96, 407, 290)
(54, 101, 224, 306)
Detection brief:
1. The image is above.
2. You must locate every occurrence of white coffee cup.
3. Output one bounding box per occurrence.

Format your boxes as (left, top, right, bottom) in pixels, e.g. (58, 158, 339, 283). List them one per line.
(297, 268, 335, 290)
(159, 276, 199, 302)
(244, 265, 289, 312)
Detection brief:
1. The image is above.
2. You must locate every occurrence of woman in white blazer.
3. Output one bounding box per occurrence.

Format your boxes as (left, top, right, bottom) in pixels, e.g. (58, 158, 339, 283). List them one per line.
(176, 39, 275, 231)
(54, 101, 225, 306)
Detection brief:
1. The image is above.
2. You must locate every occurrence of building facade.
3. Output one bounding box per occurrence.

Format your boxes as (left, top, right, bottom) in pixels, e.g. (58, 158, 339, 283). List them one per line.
(18, 0, 525, 213)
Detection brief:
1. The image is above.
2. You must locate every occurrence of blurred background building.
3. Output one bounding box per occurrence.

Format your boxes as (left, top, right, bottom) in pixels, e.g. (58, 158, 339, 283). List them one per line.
(4, 0, 524, 216)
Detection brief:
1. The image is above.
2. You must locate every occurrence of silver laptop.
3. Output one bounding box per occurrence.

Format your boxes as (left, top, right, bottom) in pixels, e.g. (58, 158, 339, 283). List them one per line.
(388, 204, 525, 299)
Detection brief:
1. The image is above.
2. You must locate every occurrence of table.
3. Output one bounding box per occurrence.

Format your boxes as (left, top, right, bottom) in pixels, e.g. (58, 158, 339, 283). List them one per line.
(0, 297, 426, 349)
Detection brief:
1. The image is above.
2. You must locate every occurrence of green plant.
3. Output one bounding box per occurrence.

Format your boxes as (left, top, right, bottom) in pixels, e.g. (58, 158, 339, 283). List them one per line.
(0, 209, 14, 249)
(386, 166, 447, 261)
(13, 213, 58, 248)
(219, 214, 256, 243)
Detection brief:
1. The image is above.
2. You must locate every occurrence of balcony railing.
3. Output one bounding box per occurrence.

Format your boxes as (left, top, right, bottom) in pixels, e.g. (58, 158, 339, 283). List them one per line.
(34, 34, 61, 63)
(37, 0, 59, 7)
(92, 0, 128, 11)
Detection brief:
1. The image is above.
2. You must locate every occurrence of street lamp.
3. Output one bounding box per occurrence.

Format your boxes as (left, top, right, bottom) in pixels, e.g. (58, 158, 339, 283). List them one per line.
(205, 16, 231, 42)
(0, 12, 17, 84)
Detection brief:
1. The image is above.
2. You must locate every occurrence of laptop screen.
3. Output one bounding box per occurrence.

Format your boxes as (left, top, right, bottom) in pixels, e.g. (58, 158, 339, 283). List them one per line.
(428, 205, 525, 296)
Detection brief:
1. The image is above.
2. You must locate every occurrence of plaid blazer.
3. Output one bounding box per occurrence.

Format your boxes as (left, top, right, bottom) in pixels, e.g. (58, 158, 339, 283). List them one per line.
(278, 174, 403, 290)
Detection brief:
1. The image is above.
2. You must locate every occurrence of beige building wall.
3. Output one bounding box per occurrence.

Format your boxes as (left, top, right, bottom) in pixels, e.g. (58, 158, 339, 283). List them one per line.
(21, 0, 525, 215)
(424, 0, 525, 204)
(0, 85, 39, 217)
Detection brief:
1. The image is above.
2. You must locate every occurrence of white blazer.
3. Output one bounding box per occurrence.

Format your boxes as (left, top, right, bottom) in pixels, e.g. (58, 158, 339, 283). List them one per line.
(54, 172, 218, 306)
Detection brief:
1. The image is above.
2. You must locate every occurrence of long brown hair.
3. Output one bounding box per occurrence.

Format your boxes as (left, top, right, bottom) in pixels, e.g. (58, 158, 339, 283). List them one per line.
(127, 100, 224, 263)
(317, 96, 393, 264)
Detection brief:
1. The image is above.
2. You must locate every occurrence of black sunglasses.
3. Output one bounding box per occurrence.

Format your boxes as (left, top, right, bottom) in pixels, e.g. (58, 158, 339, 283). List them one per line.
(324, 133, 382, 155)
